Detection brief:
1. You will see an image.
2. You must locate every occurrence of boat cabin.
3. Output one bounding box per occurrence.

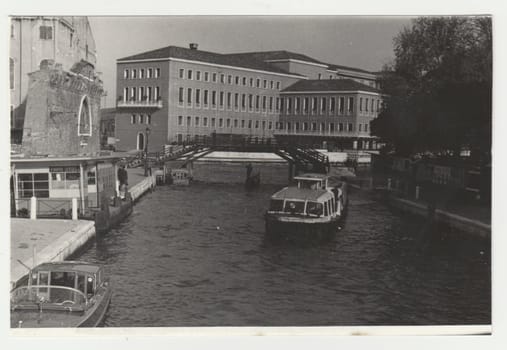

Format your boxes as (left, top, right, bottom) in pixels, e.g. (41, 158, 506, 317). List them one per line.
(294, 173, 329, 190)
(268, 187, 337, 218)
(11, 262, 106, 310)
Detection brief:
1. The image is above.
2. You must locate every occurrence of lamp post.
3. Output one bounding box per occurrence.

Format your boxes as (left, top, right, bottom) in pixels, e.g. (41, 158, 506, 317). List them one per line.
(144, 127, 151, 176)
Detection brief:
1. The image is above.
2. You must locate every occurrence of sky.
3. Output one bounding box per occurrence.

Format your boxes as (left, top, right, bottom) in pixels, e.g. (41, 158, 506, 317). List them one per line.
(88, 16, 413, 107)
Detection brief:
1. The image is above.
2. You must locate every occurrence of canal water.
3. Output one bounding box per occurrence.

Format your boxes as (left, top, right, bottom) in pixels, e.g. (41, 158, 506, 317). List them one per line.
(75, 179, 490, 327)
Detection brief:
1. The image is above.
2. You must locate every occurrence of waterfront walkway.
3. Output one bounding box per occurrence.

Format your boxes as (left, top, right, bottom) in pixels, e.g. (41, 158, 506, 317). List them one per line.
(10, 219, 95, 286)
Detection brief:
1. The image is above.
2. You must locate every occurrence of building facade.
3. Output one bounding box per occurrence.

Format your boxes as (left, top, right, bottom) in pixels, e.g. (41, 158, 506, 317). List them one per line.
(107, 44, 382, 152)
(10, 16, 97, 141)
(276, 79, 383, 150)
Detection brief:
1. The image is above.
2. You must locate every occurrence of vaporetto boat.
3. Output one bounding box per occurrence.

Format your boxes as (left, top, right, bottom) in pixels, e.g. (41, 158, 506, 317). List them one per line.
(265, 173, 348, 239)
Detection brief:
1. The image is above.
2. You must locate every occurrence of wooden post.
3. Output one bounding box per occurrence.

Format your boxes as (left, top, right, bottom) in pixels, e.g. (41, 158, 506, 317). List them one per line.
(415, 186, 420, 200)
(30, 196, 37, 220)
(79, 163, 86, 216)
(72, 198, 78, 220)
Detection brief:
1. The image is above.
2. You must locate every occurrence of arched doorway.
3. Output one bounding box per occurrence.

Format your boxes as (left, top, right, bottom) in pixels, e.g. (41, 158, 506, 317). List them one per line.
(137, 132, 145, 151)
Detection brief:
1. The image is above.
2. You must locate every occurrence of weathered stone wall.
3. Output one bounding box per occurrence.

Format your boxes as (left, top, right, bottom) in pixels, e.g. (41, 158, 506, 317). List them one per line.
(22, 60, 103, 156)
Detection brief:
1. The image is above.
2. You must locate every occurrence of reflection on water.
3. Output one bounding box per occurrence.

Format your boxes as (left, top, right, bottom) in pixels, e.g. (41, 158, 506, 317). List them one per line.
(75, 182, 490, 327)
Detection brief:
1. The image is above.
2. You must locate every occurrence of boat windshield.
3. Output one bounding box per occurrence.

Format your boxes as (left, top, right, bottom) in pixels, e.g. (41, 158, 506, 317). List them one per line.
(11, 285, 87, 309)
(306, 201, 323, 216)
(269, 199, 284, 211)
(283, 200, 305, 214)
(298, 179, 322, 190)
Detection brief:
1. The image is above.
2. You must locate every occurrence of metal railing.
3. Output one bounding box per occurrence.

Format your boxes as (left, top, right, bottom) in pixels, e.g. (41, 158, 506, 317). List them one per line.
(117, 100, 163, 108)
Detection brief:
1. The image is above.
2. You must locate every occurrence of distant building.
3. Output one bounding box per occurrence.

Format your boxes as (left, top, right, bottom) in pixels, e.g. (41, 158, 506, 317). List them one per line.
(10, 16, 97, 142)
(106, 44, 382, 152)
(276, 79, 383, 150)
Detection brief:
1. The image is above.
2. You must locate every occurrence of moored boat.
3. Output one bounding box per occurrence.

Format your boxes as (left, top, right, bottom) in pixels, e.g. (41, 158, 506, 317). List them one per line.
(265, 173, 348, 239)
(11, 261, 112, 328)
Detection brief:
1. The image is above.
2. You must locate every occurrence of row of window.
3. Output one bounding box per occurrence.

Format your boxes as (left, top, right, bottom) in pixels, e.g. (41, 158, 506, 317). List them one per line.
(123, 68, 161, 80)
(130, 114, 152, 125)
(278, 121, 370, 133)
(178, 87, 280, 113)
(122, 86, 161, 102)
(178, 115, 274, 130)
(178, 68, 282, 90)
(16, 168, 96, 199)
(280, 96, 382, 115)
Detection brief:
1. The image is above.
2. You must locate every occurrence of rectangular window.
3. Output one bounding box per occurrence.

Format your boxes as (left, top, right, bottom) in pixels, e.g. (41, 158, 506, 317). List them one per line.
(132, 69, 137, 79)
(212, 91, 217, 107)
(377, 99, 380, 112)
(212, 73, 217, 82)
(321, 97, 327, 112)
(204, 90, 209, 105)
(227, 75, 232, 84)
(235, 76, 240, 85)
(187, 88, 192, 104)
(256, 95, 260, 110)
(365, 123, 369, 132)
(147, 86, 153, 100)
(262, 96, 267, 110)
(241, 120, 245, 128)
(304, 97, 309, 113)
(330, 97, 335, 113)
(256, 78, 260, 88)
(359, 124, 362, 131)
(286, 97, 292, 113)
(227, 92, 232, 108)
(371, 99, 374, 112)
(203, 117, 208, 127)
(242, 94, 246, 109)
(348, 97, 354, 112)
(312, 122, 317, 131)
(219, 91, 224, 107)
(226, 118, 231, 128)
(312, 97, 318, 112)
(155, 86, 160, 100)
(270, 81, 274, 89)
(276, 81, 281, 90)
(234, 119, 238, 128)
(249, 94, 253, 110)
(39, 25, 53, 40)
(155, 68, 160, 78)
(178, 87, 184, 104)
(268, 121, 272, 130)
(360, 97, 363, 112)
(16, 172, 48, 198)
(303, 122, 308, 131)
(248, 120, 252, 129)
(262, 121, 266, 130)
(204, 72, 209, 82)
(187, 116, 192, 127)
(330, 123, 335, 132)
(195, 89, 201, 105)
(220, 74, 225, 84)
(234, 93, 239, 108)
(131, 115, 136, 124)
(276, 97, 280, 112)
(211, 118, 216, 127)
(147, 68, 153, 78)
(146, 115, 151, 124)
(195, 116, 200, 126)
(139, 115, 144, 124)
(263, 80, 267, 88)
(196, 71, 201, 81)
(179, 68, 185, 79)
(339, 123, 344, 131)
(269, 97, 273, 112)
(255, 120, 259, 129)
(187, 70, 193, 80)
(219, 118, 223, 128)
(140, 69, 145, 79)
(294, 97, 300, 113)
(365, 98, 369, 111)
(339, 97, 345, 113)
(249, 78, 254, 87)
(124, 69, 129, 79)
(348, 123, 353, 132)
(178, 116, 183, 126)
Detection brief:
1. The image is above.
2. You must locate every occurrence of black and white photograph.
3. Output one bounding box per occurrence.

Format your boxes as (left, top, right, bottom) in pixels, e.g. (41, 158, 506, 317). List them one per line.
(3, 1, 505, 347)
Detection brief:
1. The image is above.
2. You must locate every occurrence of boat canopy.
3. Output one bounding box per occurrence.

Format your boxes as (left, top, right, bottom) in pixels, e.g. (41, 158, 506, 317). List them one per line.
(31, 261, 101, 275)
(271, 187, 331, 202)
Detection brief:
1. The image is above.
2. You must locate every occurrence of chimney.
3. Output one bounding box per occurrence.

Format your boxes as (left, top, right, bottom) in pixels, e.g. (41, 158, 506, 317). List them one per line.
(189, 43, 198, 50)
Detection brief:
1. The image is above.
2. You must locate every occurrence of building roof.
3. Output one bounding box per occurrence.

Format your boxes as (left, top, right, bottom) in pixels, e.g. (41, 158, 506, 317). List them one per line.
(282, 79, 381, 93)
(326, 63, 375, 75)
(118, 46, 304, 76)
(225, 50, 325, 65)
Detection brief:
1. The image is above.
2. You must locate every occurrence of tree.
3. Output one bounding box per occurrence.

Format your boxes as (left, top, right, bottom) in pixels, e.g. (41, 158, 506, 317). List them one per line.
(371, 17, 492, 158)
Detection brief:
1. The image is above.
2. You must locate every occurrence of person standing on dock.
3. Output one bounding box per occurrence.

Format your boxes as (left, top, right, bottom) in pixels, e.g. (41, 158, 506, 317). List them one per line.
(118, 165, 128, 199)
